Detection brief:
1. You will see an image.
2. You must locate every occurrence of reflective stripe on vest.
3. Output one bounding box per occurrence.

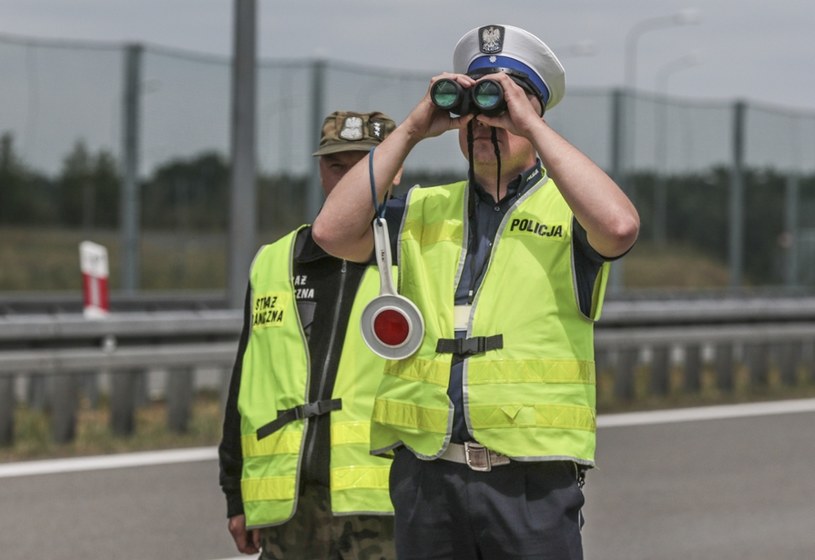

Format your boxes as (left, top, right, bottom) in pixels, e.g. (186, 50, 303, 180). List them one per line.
(371, 178, 609, 464)
(239, 227, 393, 528)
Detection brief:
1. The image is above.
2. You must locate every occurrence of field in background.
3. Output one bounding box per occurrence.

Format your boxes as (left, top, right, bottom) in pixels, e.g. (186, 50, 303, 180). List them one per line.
(1, 227, 229, 291)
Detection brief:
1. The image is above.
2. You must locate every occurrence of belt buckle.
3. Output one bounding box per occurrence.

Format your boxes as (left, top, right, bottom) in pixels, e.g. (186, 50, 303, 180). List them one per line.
(464, 442, 492, 472)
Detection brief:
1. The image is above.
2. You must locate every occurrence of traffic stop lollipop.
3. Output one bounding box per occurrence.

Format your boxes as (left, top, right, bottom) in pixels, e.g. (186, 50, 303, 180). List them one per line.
(360, 216, 424, 359)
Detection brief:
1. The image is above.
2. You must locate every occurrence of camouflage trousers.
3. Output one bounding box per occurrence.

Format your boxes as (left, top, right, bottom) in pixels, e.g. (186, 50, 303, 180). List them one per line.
(259, 483, 395, 560)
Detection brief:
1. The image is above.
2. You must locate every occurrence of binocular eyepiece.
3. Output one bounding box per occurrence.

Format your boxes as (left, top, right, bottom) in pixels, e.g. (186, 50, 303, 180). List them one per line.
(430, 78, 506, 117)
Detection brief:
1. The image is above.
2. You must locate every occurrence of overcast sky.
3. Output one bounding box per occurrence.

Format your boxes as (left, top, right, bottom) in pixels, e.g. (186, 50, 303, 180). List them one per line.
(2, 0, 815, 112)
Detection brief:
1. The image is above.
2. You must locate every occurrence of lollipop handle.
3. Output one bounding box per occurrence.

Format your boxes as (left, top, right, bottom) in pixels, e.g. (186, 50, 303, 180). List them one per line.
(372, 218, 397, 296)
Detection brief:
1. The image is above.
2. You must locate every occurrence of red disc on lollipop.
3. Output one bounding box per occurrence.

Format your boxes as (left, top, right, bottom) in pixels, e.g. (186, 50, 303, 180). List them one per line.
(373, 308, 410, 346)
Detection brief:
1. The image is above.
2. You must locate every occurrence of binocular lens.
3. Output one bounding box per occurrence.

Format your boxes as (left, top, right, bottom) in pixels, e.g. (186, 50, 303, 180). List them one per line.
(472, 80, 503, 112)
(430, 78, 506, 116)
(430, 79, 462, 109)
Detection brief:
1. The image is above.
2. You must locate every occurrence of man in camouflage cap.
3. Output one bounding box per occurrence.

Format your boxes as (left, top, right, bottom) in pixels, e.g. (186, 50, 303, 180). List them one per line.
(313, 110, 397, 156)
(219, 110, 400, 559)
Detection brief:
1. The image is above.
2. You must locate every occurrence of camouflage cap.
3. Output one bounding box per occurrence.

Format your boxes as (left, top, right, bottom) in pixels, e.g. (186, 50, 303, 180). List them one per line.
(312, 111, 397, 156)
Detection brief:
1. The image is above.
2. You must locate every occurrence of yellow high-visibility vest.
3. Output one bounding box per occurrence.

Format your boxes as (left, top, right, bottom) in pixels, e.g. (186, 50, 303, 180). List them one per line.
(239, 227, 393, 528)
(371, 177, 609, 465)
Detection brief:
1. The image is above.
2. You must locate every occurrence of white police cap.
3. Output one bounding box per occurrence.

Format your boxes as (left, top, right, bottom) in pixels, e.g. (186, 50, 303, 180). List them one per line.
(453, 24, 566, 111)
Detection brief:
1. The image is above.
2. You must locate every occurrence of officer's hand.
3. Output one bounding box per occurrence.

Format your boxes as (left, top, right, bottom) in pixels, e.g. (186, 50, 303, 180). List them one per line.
(228, 514, 261, 554)
(473, 72, 543, 138)
(404, 72, 475, 141)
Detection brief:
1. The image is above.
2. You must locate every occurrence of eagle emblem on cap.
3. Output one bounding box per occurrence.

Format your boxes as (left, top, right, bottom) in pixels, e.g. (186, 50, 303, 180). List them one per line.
(339, 116, 364, 141)
(479, 25, 504, 54)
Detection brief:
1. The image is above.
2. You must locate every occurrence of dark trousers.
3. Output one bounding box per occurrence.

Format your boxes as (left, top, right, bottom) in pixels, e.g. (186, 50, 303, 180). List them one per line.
(389, 448, 585, 560)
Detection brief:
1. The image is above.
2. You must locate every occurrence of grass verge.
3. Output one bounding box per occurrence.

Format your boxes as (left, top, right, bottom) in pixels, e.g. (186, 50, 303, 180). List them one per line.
(0, 392, 224, 463)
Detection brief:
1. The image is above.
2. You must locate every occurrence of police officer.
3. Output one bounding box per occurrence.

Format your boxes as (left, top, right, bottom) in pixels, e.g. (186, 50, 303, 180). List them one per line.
(218, 111, 402, 560)
(313, 25, 640, 559)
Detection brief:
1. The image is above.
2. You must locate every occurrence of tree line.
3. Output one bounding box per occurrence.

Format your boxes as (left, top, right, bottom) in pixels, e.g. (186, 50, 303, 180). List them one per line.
(631, 168, 815, 285)
(0, 132, 308, 233)
(2, 130, 814, 285)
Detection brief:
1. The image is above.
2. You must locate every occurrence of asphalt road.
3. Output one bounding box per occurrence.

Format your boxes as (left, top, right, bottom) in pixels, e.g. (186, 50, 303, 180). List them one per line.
(583, 406, 815, 560)
(0, 458, 237, 560)
(1, 402, 813, 560)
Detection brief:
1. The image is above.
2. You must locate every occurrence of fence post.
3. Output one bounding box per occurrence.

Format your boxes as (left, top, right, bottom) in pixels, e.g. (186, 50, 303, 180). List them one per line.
(777, 342, 800, 387)
(26, 373, 48, 411)
(649, 346, 671, 396)
(305, 58, 326, 223)
(0, 375, 14, 446)
(715, 343, 735, 392)
(110, 369, 138, 436)
(50, 373, 78, 444)
(746, 342, 769, 389)
(167, 367, 194, 433)
(614, 348, 639, 401)
(784, 173, 800, 287)
(728, 100, 746, 290)
(134, 370, 150, 407)
(121, 43, 143, 294)
(607, 88, 627, 295)
(227, 0, 258, 310)
(683, 344, 702, 393)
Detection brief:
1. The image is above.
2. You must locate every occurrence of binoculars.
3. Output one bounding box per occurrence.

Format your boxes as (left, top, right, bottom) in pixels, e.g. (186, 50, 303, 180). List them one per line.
(430, 78, 507, 117)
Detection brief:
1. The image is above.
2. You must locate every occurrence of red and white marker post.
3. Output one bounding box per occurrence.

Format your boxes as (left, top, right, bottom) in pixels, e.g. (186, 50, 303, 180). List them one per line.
(79, 241, 110, 319)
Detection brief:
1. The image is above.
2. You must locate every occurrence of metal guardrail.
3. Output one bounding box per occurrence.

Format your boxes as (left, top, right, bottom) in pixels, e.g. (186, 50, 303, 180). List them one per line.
(0, 342, 238, 375)
(601, 296, 815, 326)
(595, 299, 815, 403)
(0, 309, 241, 342)
(1, 299, 814, 446)
(0, 310, 241, 375)
(0, 309, 241, 445)
(3, 299, 815, 373)
(0, 291, 229, 315)
(5, 291, 815, 323)
(596, 322, 815, 347)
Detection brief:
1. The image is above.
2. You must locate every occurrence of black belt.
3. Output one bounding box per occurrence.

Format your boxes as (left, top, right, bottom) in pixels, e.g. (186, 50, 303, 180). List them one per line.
(438, 442, 511, 471)
(436, 334, 503, 357)
(256, 398, 342, 440)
